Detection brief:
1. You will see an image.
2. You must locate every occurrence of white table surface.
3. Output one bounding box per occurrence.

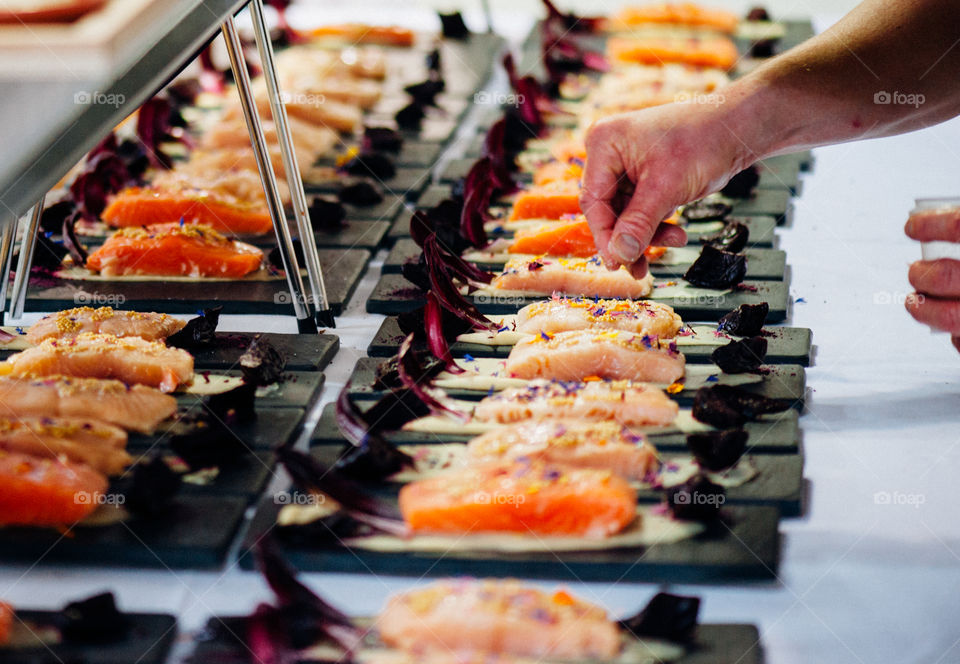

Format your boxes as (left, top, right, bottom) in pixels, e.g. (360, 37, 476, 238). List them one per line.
(4, 7, 960, 664)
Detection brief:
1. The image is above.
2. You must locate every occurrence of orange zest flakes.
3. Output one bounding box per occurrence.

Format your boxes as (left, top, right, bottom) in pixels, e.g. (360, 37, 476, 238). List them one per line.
(551, 590, 576, 606)
(666, 381, 685, 394)
(582, 375, 603, 382)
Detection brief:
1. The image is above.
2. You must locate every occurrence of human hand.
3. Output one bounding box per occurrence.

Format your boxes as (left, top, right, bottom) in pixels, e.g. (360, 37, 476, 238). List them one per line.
(904, 209, 960, 352)
(579, 101, 756, 277)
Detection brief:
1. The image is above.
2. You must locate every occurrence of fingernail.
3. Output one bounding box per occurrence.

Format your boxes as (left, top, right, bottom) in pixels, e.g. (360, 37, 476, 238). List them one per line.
(611, 234, 641, 264)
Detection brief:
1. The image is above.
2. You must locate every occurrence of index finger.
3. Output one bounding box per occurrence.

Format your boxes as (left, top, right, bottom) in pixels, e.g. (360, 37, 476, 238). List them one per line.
(905, 208, 960, 241)
(580, 156, 623, 264)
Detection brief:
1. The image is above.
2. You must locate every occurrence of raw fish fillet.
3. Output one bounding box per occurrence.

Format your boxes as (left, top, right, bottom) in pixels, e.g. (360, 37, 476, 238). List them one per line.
(0, 416, 130, 476)
(516, 296, 683, 337)
(27, 307, 185, 344)
(0, 451, 108, 527)
(491, 256, 655, 299)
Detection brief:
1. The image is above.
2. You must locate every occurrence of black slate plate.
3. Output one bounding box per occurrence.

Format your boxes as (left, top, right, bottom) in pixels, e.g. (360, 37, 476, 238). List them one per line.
(128, 406, 305, 452)
(310, 221, 391, 249)
(308, 444, 804, 516)
(191, 617, 762, 664)
(190, 332, 338, 372)
(239, 497, 780, 583)
(395, 139, 446, 167)
(25, 249, 370, 315)
(172, 371, 325, 410)
(0, 495, 247, 569)
(367, 273, 791, 323)
(311, 402, 801, 454)
(4, 611, 176, 664)
(368, 316, 813, 366)
(119, 451, 276, 501)
(382, 237, 787, 280)
(305, 167, 432, 200)
(346, 357, 806, 410)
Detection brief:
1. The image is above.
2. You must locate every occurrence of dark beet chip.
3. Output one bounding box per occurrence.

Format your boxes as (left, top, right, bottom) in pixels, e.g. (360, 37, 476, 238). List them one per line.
(619, 592, 700, 643)
(344, 152, 395, 180)
(308, 195, 346, 231)
(338, 179, 383, 207)
(686, 429, 749, 471)
(61, 212, 88, 266)
(374, 352, 442, 390)
(721, 165, 760, 198)
(167, 306, 221, 351)
(404, 79, 445, 107)
(439, 11, 469, 38)
(700, 220, 749, 253)
(59, 592, 130, 643)
(363, 126, 403, 153)
(665, 475, 725, 521)
(395, 102, 425, 129)
(683, 245, 747, 289)
(681, 199, 732, 222)
(718, 302, 769, 336)
(364, 388, 431, 429)
(32, 231, 67, 270)
(204, 382, 258, 425)
(169, 416, 249, 469)
(426, 47, 442, 74)
(334, 437, 414, 483)
(122, 456, 182, 517)
(268, 237, 306, 271)
(240, 336, 286, 386)
(693, 384, 790, 428)
(750, 38, 778, 57)
(711, 336, 768, 373)
(401, 253, 431, 292)
(40, 200, 74, 233)
(747, 6, 771, 20)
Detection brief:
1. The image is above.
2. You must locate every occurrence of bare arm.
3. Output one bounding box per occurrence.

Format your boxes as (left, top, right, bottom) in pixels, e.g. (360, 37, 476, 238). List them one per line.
(580, 0, 960, 273)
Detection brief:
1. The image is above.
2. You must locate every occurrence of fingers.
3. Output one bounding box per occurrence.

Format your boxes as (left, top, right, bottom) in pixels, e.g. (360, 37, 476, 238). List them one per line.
(908, 259, 960, 297)
(581, 126, 626, 265)
(905, 209, 960, 241)
(627, 256, 650, 280)
(904, 293, 960, 333)
(650, 221, 688, 248)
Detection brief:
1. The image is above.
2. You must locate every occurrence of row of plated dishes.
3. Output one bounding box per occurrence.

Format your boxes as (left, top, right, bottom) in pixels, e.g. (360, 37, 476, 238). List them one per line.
(0, 3, 810, 663)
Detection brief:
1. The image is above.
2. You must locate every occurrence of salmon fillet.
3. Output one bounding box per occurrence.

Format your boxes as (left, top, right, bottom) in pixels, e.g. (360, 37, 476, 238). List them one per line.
(306, 23, 416, 46)
(399, 459, 637, 538)
(467, 419, 658, 481)
(0, 450, 108, 526)
(607, 34, 739, 70)
(508, 181, 582, 221)
(26, 307, 185, 345)
(377, 579, 621, 659)
(274, 45, 387, 81)
(473, 379, 679, 427)
(491, 256, 655, 299)
(0, 376, 176, 434)
(516, 296, 683, 337)
(4, 333, 194, 393)
(532, 159, 583, 186)
(86, 224, 264, 279)
(0, 416, 130, 476)
(170, 150, 293, 202)
(508, 218, 667, 260)
(607, 3, 740, 33)
(505, 329, 686, 383)
(200, 114, 338, 161)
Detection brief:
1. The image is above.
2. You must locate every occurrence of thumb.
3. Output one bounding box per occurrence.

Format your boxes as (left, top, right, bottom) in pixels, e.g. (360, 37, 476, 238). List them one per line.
(606, 188, 675, 266)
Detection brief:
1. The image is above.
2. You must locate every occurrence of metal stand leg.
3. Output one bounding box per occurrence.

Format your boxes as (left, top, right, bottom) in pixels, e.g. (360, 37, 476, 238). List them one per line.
(7, 197, 44, 320)
(0, 214, 17, 315)
(247, 0, 334, 329)
(222, 15, 317, 333)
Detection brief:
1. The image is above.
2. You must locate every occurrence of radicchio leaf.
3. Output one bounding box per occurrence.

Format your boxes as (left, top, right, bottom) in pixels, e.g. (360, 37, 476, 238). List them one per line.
(397, 333, 467, 420)
(333, 384, 414, 482)
(137, 97, 178, 169)
(460, 158, 496, 247)
(541, 0, 604, 32)
(424, 290, 462, 371)
(70, 152, 130, 221)
(61, 214, 87, 265)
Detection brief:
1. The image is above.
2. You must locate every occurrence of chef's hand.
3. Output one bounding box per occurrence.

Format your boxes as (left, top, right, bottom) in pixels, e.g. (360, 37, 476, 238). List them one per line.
(579, 101, 753, 277)
(905, 212, 960, 352)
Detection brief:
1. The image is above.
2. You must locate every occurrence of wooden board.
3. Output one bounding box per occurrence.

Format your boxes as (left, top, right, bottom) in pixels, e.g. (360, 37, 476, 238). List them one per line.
(307, 444, 804, 516)
(4, 610, 177, 664)
(191, 617, 762, 664)
(368, 316, 813, 366)
(382, 237, 787, 280)
(0, 495, 247, 569)
(345, 357, 806, 410)
(311, 402, 802, 454)
(239, 498, 781, 583)
(24, 248, 370, 315)
(366, 273, 791, 323)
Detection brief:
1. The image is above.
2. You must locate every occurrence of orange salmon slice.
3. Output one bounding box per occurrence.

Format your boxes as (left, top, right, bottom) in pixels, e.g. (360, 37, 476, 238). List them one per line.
(0, 416, 130, 476)
(492, 256, 655, 299)
(516, 296, 683, 337)
(607, 3, 740, 33)
(508, 218, 668, 259)
(399, 459, 638, 538)
(85, 224, 263, 279)
(0, 450, 108, 527)
(103, 187, 274, 235)
(508, 181, 582, 221)
(607, 34, 739, 70)
(27, 307, 185, 345)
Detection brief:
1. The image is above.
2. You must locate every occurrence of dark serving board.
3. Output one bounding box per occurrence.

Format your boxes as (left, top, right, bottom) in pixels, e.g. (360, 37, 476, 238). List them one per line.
(382, 238, 787, 280)
(395, 138, 446, 168)
(128, 406, 305, 452)
(172, 371, 325, 410)
(367, 273, 791, 323)
(191, 617, 762, 664)
(345, 357, 806, 410)
(368, 316, 813, 366)
(24, 248, 370, 315)
(310, 220, 391, 249)
(118, 451, 276, 502)
(308, 444, 804, 516)
(0, 495, 248, 569)
(239, 498, 780, 583)
(4, 611, 176, 664)
(311, 402, 802, 454)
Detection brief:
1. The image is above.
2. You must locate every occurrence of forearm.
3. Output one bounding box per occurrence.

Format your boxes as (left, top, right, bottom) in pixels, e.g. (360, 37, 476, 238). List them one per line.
(723, 0, 960, 159)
